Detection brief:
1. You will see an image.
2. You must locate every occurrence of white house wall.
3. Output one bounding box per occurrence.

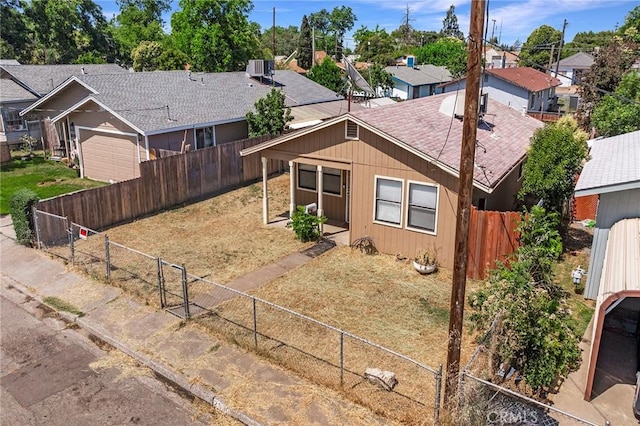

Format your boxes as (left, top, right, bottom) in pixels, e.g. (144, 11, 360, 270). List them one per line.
(557, 67, 574, 87)
(584, 188, 640, 299)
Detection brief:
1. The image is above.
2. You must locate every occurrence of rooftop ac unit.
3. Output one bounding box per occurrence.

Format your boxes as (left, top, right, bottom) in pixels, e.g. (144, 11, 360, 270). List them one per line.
(246, 59, 275, 77)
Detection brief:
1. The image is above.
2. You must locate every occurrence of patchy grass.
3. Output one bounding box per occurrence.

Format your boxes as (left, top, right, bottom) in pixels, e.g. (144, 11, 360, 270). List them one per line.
(42, 296, 85, 317)
(0, 154, 105, 214)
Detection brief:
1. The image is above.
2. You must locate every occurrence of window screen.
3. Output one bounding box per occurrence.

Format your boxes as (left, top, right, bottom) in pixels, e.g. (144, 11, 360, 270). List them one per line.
(407, 183, 437, 232)
(375, 178, 402, 225)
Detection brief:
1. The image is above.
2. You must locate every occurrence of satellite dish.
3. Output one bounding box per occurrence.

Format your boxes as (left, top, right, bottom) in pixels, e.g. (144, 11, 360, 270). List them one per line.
(343, 58, 375, 96)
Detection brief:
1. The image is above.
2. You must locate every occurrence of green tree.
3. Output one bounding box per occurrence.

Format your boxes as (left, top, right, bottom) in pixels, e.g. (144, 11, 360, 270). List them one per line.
(0, 0, 32, 62)
(308, 8, 331, 51)
(441, 5, 463, 40)
(367, 63, 393, 95)
(353, 26, 396, 65)
(329, 6, 356, 60)
(25, 0, 112, 64)
(519, 25, 562, 70)
(576, 36, 638, 129)
(619, 5, 640, 42)
(260, 25, 299, 58)
(157, 48, 189, 70)
(111, 0, 170, 62)
(245, 88, 293, 137)
(171, 0, 259, 72)
(591, 71, 640, 136)
(518, 117, 588, 214)
(414, 37, 467, 77)
(131, 40, 163, 71)
(561, 30, 614, 58)
(306, 56, 343, 93)
(298, 16, 313, 70)
(469, 206, 581, 395)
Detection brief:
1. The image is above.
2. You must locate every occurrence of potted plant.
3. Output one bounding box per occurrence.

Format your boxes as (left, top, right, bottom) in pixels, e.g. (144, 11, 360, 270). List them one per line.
(413, 247, 437, 274)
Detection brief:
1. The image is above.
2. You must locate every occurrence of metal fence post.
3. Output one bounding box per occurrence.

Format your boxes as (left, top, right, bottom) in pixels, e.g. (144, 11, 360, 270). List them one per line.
(32, 207, 41, 249)
(157, 258, 165, 308)
(68, 227, 74, 262)
(181, 263, 190, 320)
(253, 297, 258, 350)
(340, 332, 344, 385)
(434, 364, 443, 425)
(457, 368, 467, 416)
(105, 235, 111, 280)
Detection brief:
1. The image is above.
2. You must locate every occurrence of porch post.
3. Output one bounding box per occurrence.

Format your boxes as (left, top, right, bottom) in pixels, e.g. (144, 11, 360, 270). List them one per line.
(289, 161, 296, 218)
(317, 165, 324, 235)
(262, 157, 269, 224)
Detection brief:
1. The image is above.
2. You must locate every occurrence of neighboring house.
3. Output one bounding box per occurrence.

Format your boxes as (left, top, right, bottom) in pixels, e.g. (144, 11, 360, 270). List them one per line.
(20, 69, 343, 182)
(573, 130, 640, 402)
(484, 47, 518, 69)
(0, 64, 128, 146)
(239, 93, 544, 270)
(440, 67, 561, 117)
(550, 51, 594, 87)
(384, 64, 452, 100)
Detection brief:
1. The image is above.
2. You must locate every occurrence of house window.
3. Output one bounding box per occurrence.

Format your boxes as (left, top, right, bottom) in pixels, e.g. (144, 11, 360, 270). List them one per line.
(345, 120, 358, 139)
(3, 109, 23, 132)
(297, 164, 342, 196)
(529, 94, 535, 110)
(406, 182, 438, 233)
(196, 127, 214, 149)
(374, 177, 403, 226)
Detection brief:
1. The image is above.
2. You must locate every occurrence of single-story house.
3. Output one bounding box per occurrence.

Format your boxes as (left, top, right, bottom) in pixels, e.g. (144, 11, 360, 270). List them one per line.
(440, 67, 561, 116)
(20, 69, 345, 182)
(484, 47, 518, 69)
(240, 92, 544, 270)
(384, 64, 452, 100)
(0, 63, 128, 146)
(573, 130, 640, 401)
(551, 51, 594, 87)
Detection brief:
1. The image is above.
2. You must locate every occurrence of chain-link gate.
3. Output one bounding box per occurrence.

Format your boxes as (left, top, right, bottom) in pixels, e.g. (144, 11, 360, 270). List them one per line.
(32, 208, 69, 252)
(158, 260, 191, 319)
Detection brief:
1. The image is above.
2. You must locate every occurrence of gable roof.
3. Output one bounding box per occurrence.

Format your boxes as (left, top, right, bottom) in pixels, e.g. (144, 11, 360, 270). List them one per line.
(486, 67, 561, 92)
(385, 64, 452, 86)
(552, 51, 594, 69)
(27, 70, 341, 135)
(0, 64, 128, 96)
(575, 130, 640, 196)
(0, 78, 37, 103)
(242, 92, 544, 192)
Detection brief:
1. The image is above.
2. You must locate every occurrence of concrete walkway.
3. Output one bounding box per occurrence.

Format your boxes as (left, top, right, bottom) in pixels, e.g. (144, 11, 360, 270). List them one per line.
(0, 216, 393, 425)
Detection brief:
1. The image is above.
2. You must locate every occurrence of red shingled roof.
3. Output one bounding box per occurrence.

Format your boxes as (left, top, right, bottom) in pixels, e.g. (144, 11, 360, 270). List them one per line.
(487, 67, 561, 92)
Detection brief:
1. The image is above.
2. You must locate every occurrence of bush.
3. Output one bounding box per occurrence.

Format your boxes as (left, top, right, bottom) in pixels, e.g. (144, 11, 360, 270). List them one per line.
(286, 205, 326, 242)
(9, 189, 39, 245)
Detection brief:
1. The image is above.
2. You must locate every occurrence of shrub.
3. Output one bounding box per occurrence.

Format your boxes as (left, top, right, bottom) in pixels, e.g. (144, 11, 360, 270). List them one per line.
(9, 189, 39, 245)
(286, 205, 326, 242)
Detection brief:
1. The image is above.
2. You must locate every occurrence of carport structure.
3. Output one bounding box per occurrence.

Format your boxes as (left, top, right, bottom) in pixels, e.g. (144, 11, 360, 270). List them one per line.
(584, 218, 640, 400)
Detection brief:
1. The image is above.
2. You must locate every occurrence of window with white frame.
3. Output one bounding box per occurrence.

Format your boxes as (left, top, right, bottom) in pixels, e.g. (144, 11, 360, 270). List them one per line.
(407, 182, 438, 232)
(374, 177, 403, 226)
(297, 164, 342, 195)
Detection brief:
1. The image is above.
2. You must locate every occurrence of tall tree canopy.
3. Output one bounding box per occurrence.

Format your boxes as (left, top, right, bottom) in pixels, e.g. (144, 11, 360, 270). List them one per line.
(353, 26, 396, 65)
(112, 0, 171, 60)
(441, 5, 463, 40)
(298, 16, 313, 70)
(25, 0, 112, 64)
(590, 71, 640, 136)
(260, 25, 299, 58)
(0, 0, 31, 62)
(619, 5, 640, 42)
(171, 0, 259, 72)
(561, 30, 614, 58)
(309, 6, 356, 60)
(518, 25, 562, 70)
(414, 37, 467, 77)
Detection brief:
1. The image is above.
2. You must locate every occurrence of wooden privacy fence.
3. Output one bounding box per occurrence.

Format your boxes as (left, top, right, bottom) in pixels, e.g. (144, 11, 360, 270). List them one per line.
(36, 135, 281, 231)
(467, 207, 521, 280)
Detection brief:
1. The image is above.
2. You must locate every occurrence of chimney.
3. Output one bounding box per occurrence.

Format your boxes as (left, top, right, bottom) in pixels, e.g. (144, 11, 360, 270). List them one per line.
(81, 67, 86, 75)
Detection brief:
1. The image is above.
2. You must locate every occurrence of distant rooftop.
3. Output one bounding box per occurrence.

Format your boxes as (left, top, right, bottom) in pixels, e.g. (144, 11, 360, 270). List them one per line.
(385, 64, 452, 86)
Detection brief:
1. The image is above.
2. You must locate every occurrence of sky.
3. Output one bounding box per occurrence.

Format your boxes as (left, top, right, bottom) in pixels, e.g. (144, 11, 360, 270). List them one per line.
(97, 0, 637, 49)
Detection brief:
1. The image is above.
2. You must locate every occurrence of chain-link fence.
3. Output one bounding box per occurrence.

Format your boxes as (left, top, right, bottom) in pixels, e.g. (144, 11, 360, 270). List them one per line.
(456, 319, 604, 426)
(32, 209, 444, 424)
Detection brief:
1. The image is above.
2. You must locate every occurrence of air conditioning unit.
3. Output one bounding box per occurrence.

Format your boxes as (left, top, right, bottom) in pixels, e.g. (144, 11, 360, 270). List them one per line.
(246, 59, 275, 77)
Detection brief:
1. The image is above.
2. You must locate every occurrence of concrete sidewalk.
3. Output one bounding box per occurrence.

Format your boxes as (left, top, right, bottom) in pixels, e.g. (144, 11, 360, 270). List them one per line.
(0, 217, 393, 425)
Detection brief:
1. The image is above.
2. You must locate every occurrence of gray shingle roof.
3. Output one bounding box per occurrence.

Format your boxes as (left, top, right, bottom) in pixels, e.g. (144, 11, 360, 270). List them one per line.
(385, 64, 452, 86)
(74, 70, 341, 133)
(575, 130, 640, 195)
(0, 78, 37, 102)
(552, 52, 594, 69)
(0, 64, 128, 96)
(349, 93, 544, 189)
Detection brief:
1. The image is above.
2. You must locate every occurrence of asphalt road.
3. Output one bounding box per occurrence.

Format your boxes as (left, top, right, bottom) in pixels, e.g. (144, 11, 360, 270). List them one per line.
(0, 291, 234, 426)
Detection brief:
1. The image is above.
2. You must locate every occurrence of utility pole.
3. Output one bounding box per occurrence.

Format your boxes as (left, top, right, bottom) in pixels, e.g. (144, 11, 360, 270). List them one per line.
(272, 7, 276, 87)
(312, 26, 316, 66)
(444, 0, 485, 410)
(555, 19, 567, 77)
(491, 19, 496, 42)
(548, 44, 555, 73)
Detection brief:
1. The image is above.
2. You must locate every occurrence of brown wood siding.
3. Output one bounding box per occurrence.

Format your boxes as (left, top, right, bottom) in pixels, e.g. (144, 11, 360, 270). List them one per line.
(481, 166, 522, 211)
(69, 105, 137, 135)
(215, 121, 248, 144)
(293, 169, 347, 222)
(148, 129, 194, 152)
